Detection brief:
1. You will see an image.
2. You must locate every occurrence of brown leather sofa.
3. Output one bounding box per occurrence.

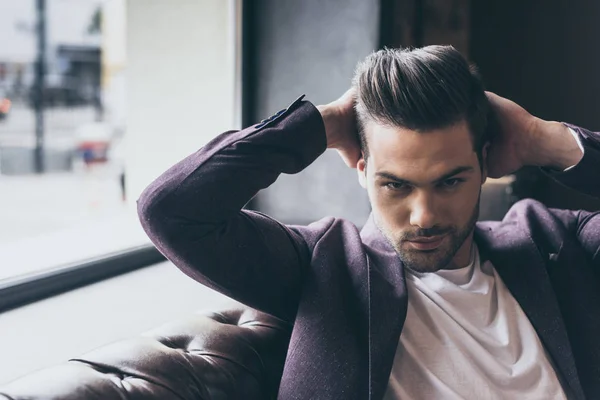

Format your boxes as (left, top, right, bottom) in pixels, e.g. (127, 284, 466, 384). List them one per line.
(0, 307, 291, 400)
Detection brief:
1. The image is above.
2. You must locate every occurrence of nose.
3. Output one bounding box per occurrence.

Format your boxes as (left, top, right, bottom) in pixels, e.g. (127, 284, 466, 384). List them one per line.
(409, 192, 437, 230)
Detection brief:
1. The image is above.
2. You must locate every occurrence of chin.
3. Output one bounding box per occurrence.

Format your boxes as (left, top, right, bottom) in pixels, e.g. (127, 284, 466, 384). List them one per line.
(398, 248, 455, 273)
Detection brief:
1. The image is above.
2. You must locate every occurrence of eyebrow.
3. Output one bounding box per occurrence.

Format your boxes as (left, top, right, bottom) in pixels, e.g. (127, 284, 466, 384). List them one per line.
(375, 166, 475, 186)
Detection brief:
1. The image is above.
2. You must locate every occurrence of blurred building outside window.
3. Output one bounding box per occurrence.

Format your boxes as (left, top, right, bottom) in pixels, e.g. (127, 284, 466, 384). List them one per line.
(0, 0, 148, 282)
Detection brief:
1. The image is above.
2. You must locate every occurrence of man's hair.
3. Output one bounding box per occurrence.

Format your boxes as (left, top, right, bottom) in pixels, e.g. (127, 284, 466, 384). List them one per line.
(352, 45, 490, 165)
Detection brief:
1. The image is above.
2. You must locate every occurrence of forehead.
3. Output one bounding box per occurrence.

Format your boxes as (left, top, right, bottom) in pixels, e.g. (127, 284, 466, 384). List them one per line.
(365, 120, 478, 179)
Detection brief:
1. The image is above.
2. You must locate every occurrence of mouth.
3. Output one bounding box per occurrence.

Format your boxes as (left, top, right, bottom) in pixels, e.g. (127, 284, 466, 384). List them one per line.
(406, 235, 446, 251)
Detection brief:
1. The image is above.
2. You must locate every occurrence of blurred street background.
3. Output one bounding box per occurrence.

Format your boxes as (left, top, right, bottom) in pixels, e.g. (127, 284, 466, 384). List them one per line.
(0, 0, 128, 243)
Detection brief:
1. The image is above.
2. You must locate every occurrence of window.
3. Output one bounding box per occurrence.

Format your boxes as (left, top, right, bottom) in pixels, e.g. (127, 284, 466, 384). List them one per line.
(0, 0, 239, 385)
(0, 0, 149, 285)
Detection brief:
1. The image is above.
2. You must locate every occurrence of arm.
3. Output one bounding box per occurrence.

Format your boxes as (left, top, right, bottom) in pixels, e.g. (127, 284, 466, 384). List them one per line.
(137, 96, 326, 322)
(485, 92, 599, 264)
(137, 91, 360, 322)
(536, 122, 600, 264)
(544, 123, 600, 199)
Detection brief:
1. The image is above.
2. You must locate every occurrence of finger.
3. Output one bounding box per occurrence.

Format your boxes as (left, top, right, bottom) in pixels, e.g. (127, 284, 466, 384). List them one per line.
(341, 88, 357, 100)
(337, 147, 361, 169)
(486, 91, 521, 113)
(485, 91, 509, 105)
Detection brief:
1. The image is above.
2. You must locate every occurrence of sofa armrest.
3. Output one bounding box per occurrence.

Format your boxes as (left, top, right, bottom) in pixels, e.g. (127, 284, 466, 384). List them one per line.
(0, 307, 292, 400)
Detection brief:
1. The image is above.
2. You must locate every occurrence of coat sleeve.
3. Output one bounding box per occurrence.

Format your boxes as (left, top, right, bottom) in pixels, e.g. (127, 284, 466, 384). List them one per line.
(547, 124, 600, 198)
(136, 96, 327, 322)
(546, 125, 600, 265)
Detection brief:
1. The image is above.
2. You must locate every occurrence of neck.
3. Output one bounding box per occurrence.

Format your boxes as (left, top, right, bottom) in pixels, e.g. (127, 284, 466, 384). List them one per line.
(444, 232, 475, 270)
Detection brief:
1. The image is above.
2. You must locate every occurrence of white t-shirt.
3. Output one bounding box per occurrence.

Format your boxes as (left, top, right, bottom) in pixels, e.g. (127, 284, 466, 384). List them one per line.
(383, 245, 568, 400)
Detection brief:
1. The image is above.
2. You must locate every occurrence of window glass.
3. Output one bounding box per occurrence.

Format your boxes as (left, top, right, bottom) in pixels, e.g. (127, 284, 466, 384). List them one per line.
(0, 0, 141, 281)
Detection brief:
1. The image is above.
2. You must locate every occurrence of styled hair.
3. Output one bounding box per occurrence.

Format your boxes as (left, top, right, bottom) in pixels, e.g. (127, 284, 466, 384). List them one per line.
(352, 45, 490, 165)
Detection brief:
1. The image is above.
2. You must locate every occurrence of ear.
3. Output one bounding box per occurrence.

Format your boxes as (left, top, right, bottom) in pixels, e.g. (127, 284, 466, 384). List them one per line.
(481, 142, 490, 184)
(357, 153, 367, 189)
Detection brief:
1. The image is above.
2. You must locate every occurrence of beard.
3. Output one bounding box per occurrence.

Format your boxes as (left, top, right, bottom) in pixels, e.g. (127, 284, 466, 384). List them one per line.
(377, 199, 480, 274)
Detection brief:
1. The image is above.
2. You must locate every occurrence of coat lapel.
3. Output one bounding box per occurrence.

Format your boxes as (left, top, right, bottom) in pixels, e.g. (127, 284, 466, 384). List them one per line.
(361, 216, 409, 400)
(358, 216, 585, 399)
(474, 222, 585, 400)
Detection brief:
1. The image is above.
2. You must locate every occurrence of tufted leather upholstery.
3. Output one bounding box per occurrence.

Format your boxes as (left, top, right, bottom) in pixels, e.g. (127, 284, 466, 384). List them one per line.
(0, 306, 292, 400)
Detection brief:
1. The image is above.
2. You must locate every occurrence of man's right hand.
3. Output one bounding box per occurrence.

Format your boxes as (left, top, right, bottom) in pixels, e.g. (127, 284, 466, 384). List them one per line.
(317, 89, 362, 168)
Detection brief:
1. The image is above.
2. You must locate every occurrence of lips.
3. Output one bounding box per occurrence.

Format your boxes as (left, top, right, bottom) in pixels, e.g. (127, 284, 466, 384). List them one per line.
(406, 235, 446, 251)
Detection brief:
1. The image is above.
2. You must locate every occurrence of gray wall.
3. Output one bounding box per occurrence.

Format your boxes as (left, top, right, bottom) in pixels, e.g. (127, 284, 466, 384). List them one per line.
(251, 0, 380, 226)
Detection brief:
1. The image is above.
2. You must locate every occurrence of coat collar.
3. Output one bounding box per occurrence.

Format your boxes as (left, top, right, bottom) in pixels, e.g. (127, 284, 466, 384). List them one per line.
(475, 221, 584, 399)
(360, 214, 584, 400)
(360, 215, 408, 399)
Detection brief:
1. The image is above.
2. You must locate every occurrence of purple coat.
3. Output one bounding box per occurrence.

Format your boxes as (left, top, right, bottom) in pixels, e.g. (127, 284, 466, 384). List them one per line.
(137, 96, 600, 399)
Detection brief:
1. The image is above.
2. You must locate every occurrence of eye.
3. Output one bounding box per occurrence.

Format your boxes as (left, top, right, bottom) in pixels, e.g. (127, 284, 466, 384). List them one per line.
(440, 178, 464, 188)
(385, 182, 410, 191)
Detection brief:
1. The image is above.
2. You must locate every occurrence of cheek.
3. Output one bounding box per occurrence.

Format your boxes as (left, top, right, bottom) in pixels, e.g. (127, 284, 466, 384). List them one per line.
(447, 184, 481, 224)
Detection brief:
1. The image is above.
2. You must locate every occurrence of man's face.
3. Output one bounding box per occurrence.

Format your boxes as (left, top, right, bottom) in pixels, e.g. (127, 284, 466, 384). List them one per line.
(357, 119, 486, 273)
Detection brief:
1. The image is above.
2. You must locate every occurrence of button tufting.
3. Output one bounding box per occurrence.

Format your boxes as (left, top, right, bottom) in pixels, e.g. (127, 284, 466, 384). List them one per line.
(0, 306, 292, 398)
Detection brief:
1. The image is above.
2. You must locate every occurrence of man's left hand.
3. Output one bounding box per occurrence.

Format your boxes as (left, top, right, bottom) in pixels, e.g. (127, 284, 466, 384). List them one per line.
(485, 92, 583, 178)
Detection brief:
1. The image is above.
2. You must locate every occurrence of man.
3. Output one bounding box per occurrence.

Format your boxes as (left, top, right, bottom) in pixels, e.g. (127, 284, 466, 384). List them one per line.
(137, 46, 600, 399)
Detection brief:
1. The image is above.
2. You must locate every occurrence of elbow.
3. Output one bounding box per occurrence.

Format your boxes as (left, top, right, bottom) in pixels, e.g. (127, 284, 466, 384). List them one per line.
(136, 180, 173, 241)
(136, 179, 213, 244)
